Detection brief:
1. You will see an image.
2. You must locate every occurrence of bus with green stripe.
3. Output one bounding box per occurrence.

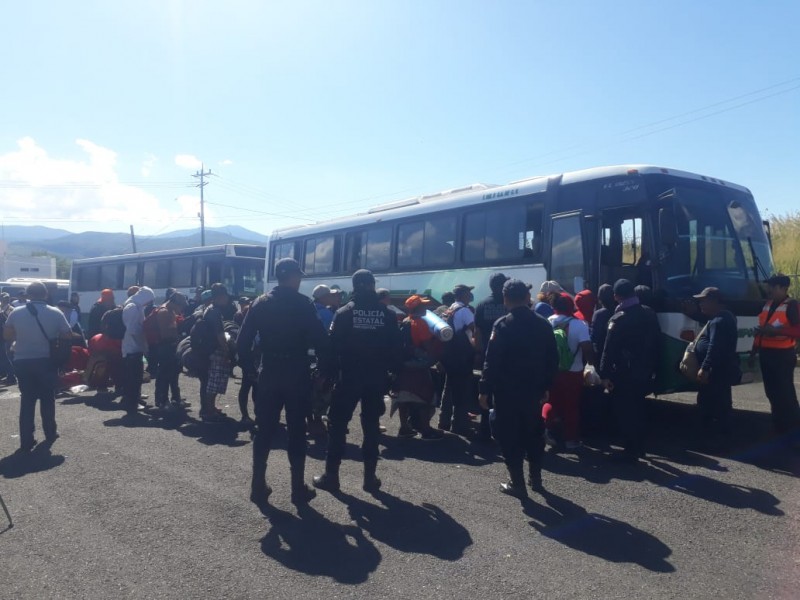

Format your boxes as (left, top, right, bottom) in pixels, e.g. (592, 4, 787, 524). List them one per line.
(266, 165, 773, 393)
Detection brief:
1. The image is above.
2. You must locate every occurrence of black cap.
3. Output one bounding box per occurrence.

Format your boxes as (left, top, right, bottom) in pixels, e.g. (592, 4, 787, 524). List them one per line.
(210, 283, 229, 299)
(765, 273, 791, 288)
(693, 287, 723, 302)
(352, 269, 375, 288)
(613, 278, 636, 299)
(275, 258, 305, 280)
(502, 279, 531, 301)
(453, 284, 475, 297)
(489, 272, 509, 292)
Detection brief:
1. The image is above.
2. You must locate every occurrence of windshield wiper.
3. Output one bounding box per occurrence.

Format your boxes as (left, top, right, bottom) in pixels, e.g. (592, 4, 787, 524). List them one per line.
(747, 236, 770, 293)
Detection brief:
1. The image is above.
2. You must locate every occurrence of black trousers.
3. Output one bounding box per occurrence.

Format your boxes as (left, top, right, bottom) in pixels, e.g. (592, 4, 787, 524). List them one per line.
(697, 378, 732, 435)
(491, 395, 545, 481)
(238, 377, 257, 418)
(154, 342, 180, 405)
(326, 378, 385, 473)
(760, 348, 800, 433)
(15, 358, 58, 447)
(610, 380, 649, 457)
(252, 364, 310, 483)
(439, 362, 473, 430)
(123, 353, 144, 414)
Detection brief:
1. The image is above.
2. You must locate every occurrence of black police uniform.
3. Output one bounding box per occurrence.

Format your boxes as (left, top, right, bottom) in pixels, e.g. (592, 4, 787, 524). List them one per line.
(237, 285, 329, 503)
(480, 304, 559, 494)
(316, 288, 402, 491)
(598, 298, 661, 459)
(474, 289, 509, 439)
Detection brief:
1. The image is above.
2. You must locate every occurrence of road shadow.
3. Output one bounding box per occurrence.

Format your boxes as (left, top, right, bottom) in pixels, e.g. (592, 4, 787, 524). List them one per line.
(259, 503, 381, 584)
(380, 432, 501, 466)
(524, 491, 675, 573)
(337, 489, 473, 560)
(103, 411, 250, 448)
(0, 444, 65, 479)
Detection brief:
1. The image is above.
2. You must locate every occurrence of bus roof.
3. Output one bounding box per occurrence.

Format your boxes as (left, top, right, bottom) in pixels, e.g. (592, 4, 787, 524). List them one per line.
(271, 164, 751, 241)
(72, 244, 266, 265)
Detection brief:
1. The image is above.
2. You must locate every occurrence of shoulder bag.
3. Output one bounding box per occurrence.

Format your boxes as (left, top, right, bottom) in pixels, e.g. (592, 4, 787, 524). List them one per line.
(679, 322, 709, 380)
(27, 303, 72, 368)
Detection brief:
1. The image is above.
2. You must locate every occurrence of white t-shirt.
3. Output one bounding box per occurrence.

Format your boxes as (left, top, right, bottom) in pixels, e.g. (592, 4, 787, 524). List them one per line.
(449, 302, 475, 332)
(549, 314, 590, 372)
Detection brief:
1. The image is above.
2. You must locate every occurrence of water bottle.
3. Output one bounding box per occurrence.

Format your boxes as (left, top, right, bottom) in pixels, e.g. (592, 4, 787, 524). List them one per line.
(422, 310, 454, 342)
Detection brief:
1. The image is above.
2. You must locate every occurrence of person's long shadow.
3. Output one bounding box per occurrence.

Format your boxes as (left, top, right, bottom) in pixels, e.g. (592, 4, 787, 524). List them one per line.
(0, 443, 65, 479)
(524, 491, 675, 573)
(380, 433, 501, 466)
(259, 503, 381, 584)
(337, 489, 473, 560)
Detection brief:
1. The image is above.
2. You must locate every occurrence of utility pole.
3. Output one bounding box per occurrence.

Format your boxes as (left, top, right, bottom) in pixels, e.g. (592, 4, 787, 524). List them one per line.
(130, 225, 137, 253)
(192, 163, 211, 247)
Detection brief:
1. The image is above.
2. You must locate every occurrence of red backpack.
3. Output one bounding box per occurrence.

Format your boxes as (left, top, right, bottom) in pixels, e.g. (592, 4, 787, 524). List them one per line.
(143, 307, 165, 345)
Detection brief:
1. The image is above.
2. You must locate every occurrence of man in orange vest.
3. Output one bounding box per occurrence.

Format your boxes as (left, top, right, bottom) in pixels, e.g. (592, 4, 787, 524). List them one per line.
(751, 274, 800, 433)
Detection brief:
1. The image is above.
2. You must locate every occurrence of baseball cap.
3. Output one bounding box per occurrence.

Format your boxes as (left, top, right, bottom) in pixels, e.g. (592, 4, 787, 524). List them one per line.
(452, 284, 475, 296)
(765, 273, 791, 288)
(312, 284, 332, 300)
(98, 288, 115, 303)
(404, 294, 432, 311)
(489, 272, 509, 292)
(693, 287, 723, 302)
(376, 288, 391, 300)
(539, 280, 564, 295)
(275, 258, 305, 280)
(352, 269, 375, 288)
(503, 279, 531, 301)
(201, 289, 212, 302)
(613, 278, 636, 298)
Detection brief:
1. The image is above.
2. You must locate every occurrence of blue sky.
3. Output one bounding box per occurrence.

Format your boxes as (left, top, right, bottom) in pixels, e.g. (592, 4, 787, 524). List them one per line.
(0, 0, 798, 236)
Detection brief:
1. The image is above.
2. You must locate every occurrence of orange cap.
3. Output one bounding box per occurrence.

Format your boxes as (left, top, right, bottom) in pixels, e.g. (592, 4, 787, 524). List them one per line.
(404, 294, 431, 311)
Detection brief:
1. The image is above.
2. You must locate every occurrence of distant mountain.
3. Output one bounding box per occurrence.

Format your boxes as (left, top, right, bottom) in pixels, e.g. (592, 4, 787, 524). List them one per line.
(0, 225, 72, 242)
(155, 225, 269, 244)
(2, 226, 267, 260)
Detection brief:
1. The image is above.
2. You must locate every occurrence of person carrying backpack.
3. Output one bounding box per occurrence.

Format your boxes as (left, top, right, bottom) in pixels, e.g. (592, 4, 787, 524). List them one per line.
(121, 286, 155, 417)
(543, 292, 595, 451)
(437, 284, 477, 435)
(196, 284, 233, 422)
(150, 292, 188, 410)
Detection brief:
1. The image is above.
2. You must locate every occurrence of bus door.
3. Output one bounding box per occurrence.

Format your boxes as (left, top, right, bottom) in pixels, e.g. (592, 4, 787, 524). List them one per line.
(548, 211, 592, 294)
(597, 206, 651, 290)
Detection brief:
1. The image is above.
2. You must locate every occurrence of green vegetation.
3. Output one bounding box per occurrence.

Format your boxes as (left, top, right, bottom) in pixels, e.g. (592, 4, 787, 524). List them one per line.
(769, 213, 800, 285)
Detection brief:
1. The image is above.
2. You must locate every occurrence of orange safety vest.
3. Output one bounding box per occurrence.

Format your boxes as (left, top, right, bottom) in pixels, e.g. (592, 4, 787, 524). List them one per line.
(755, 298, 796, 350)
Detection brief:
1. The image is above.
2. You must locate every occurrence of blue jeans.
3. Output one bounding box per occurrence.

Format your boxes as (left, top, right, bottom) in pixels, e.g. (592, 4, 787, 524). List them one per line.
(15, 358, 58, 447)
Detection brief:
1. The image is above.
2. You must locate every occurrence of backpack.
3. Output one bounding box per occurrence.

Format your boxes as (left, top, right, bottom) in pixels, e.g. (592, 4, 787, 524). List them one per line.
(102, 306, 126, 340)
(143, 307, 164, 346)
(553, 317, 578, 371)
(189, 310, 218, 360)
(441, 305, 474, 368)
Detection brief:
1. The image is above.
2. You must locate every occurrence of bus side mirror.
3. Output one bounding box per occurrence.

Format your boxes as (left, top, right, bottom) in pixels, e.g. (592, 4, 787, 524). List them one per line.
(659, 207, 677, 248)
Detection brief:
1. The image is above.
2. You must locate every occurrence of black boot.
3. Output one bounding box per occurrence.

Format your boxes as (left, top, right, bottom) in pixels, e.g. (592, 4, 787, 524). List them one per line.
(500, 466, 527, 498)
(249, 478, 273, 506)
(528, 467, 544, 492)
(290, 463, 316, 505)
(312, 472, 340, 493)
(363, 461, 382, 492)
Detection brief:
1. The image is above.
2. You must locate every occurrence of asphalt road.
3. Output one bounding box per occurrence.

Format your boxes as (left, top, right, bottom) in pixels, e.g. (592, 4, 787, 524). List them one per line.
(1, 372, 798, 599)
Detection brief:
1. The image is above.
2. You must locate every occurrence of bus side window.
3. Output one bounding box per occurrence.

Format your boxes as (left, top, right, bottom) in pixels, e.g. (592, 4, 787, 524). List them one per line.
(523, 206, 544, 260)
(344, 232, 364, 272)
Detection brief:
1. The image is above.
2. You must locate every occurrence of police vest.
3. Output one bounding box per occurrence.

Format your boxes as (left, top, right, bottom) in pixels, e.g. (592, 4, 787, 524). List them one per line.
(756, 298, 796, 350)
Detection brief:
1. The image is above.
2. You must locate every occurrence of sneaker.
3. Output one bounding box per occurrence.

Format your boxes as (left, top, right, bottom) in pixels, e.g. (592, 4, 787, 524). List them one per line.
(201, 411, 226, 423)
(20, 438, 37, 452)
(499, 481, 528, 499)
(249, 483, 273, 506)
(420, 429, 445, 441)
(378, 424, 387, 433)
(397, 425, 418, 438)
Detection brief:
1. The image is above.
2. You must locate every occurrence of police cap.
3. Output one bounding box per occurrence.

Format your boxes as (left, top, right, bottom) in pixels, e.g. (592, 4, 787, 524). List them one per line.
(489, 272, 509, 293)
(275, 258, 305, 280)
(613, 278, 636, 299)
(502, 279, 531, 301)
(352, 269, 375, 289)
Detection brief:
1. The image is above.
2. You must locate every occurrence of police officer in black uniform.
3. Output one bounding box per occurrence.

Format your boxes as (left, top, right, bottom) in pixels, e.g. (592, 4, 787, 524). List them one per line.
(237, 258, 330, 506)
(474, 272, 510, 441)
(313, 269, 402, 493)
(478, 279, 559, 498)
(598, 278, 661, 462)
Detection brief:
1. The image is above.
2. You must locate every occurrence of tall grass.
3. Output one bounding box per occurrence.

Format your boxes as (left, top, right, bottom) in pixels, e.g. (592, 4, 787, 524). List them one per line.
(769, 212, 800, 287)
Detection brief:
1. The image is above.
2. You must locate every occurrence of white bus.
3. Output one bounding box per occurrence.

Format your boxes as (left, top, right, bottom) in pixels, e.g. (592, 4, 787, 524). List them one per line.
(70, 244, 266, 316)
(266, 165, 774, 393)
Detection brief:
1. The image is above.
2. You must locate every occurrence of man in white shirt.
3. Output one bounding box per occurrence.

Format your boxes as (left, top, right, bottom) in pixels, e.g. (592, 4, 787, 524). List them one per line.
(122, 286, 155, 417)
(545, 292, 595, 450)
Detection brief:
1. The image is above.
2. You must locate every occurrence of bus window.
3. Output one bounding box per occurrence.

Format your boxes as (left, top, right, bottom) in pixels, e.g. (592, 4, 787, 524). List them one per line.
(99, 264, 120, 289)
(550, 214, 585, 294)
(122, 262, 139, 288)
(464, 203, 542, 263)
(423, 217, 456, 267)
(143, 260, 170, 288)
(75, 266, 100, 292)
(271, 241, 296, 276)
(171, 258, 194, 287)
(397, 222, 424, 268)
(346, 227, 392, 272)
(304, 235, 336, 275)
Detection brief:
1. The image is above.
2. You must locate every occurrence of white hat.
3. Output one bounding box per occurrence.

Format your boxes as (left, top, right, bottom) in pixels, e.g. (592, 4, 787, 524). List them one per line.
(539, 280, 564, 295)
(312, 284, 332, 300)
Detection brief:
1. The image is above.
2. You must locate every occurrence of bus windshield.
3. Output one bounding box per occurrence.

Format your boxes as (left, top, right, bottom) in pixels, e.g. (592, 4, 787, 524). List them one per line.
(659, 184, 773, 301)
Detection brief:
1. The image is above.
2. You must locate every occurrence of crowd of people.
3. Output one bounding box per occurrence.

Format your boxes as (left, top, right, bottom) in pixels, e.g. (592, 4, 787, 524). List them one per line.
(2, 267, 799, 504)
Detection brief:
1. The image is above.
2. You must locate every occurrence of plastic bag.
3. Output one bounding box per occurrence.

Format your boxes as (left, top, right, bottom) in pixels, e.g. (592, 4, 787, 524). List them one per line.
(583, 364, 602, 387)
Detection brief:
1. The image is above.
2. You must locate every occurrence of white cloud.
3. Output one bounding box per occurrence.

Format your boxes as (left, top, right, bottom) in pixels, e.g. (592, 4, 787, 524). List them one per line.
(141, 153, 157, 177)
(219, 159, 233, 166)
(175, 154, 202, 170)
(0, 137, 187, 233)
